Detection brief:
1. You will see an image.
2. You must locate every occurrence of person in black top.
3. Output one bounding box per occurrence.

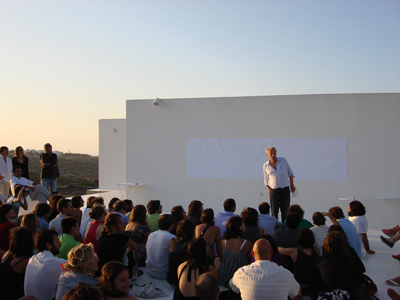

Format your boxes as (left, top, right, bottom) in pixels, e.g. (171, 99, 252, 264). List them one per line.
(40, 143, 59, 193)
(187, 200, 203, 226)
(12, 146, 29, 179)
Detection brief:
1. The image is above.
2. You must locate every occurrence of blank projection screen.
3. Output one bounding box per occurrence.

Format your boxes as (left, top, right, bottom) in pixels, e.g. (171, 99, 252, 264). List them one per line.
(187, 138, 347, 181)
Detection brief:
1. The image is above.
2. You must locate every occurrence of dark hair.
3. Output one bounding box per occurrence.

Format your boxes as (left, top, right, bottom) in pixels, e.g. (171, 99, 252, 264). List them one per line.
(241, 207, 259, 226)
(258, 202, 270, 214)
(113, 200, 128, 212)
(312, 212, 325, 226)
(9, 227, 34, 257)
(186, 237, 208, 275)
(129, 204, 147, 225)
(189, 200, 203, 215)
(98, 261, 129, 298)
(0, 146, 8, 152)
(12, 165, 21, 173)
(223, 216, 243, 240)
(90, 197, 104, 207)
(195, 273, 219, 300)
(86, 196, 96, 209)
(123, 200, 133, 212)
(108, 198, 120, 211)
(71, 196, 83, 209)
(62, 283, 102, 300)
(49, 194, 64, 211)
(33, 202, 51, 218)
(171, 206, 185, 223)
(297, 228, 315, 249)
(0, 204, 13, 223)
(223, 198, 236, 212)
(286, 212, 302, 229)
(328, 225, 350, 247)
(61, 217, 78, 235)
(329, 206, 345, 219)
(176, 219, 195, 240)
(101, 214, 121, 236)
(21, 214, 37, 234)
(36, 229, 58, 253)
(158, 214, 174, 231)
(348, 200, 366, 217)
(89, 206, 106, 220)
(44, 143, 52, 150)
(14, 185, 25, 196)
(288, 204, 304, 218)
(57, 199, 71, 214)
(14, 146, 23, 158)
(323, 231, 350, 257)
(147, 200, 161, 215)
(261, 233, 279, 255)
(200, 209, 214, 225)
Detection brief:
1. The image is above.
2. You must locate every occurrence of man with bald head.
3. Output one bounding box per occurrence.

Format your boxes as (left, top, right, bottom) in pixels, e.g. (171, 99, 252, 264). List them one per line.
(195, 273, 220, 300)
(230, 239, 300, 300)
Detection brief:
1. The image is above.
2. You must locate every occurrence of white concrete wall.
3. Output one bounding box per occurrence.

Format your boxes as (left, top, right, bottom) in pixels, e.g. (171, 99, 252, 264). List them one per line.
(99, 119, 126, 190)
(124, 94, 400, 227)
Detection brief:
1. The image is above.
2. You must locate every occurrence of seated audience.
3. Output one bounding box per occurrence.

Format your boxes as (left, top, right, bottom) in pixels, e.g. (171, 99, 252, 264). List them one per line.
(274, 212, 302, 248)
(10, 166, 50, 202)
(49, 198, 74, 235)
(258, 202, 283, 236)
(195, 273, 220, 300)
(80, 196, 104, 237)
(168, 219, 195, 286)
(175, 237, 218, 299)
(329, 206, 361, 255)
(171, 205, 187, 236)
(0, 227, 34, 300)
(33, 202, 51, 230)
(113, 200, 129, 225)
(108, 197, 120, 213)
(83, 205, 106, 252)
(24, 229, 67, 300)
(71, 196, 84, 226)
(283, 204, 313, 229)
(241, 207, 264, 244)
(146, 200, 162, 232)
(0, 204, 17, 251)
(55, 243, 99, 300)
(47, 194, 64, 223)
(215, 216, 252, 287)
(310, 212, 336, 256)
(12, 146, 30, 179)
(60, 282, 102, 300)
(214, 198, 237, 238)
(57, 217, 82, 260)
(261, 233, 284, 266)
(187, 200, 203, 226)
(6, 185, 28, 217)
(195, 208, 221, 257)
(230, 239, 301, 300)
(146, 214, 176, 279)
(21, 213, 40, 238)
(123, 199, 133, 216)
(98, 261, 137, 300)
(348, 200, 375, 254)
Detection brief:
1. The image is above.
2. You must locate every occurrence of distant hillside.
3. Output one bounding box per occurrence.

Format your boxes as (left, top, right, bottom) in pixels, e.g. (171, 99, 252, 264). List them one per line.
(10, 150, 98, 197)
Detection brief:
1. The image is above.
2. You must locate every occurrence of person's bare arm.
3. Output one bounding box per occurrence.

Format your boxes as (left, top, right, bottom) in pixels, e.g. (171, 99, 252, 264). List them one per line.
(321, 212, 340, 226)
(360, 233, 375, 254)
(289, 175, 296, 192)
(125, 238, 138, 251)
(278, 247, 298, 262)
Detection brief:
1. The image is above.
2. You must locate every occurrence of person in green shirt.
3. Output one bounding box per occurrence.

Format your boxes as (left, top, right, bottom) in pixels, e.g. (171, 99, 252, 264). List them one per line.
(146, 200, 162, 232)
(283, 204, 313, 229)
(57, 217, 82, 260)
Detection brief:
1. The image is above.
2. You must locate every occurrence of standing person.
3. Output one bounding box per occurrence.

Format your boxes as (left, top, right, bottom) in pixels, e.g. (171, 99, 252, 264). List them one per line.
(12, 146, 30, 179)
(214, 198, 237, 238)
(40, 143, 59, 193)
(0, 146, 13, 196)
(263, 147, 295, 222)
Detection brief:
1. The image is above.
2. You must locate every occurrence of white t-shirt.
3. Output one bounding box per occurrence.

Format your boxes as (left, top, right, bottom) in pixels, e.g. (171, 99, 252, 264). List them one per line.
(348, 215, 368, 234)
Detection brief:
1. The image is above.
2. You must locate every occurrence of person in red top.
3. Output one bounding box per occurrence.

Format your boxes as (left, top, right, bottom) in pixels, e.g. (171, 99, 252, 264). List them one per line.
(83, 205, 106, 252)
(0, 204, 17, 251)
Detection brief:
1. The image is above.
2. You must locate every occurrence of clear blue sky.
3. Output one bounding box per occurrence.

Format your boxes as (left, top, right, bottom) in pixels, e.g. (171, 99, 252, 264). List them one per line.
(1, 0, 399, 155)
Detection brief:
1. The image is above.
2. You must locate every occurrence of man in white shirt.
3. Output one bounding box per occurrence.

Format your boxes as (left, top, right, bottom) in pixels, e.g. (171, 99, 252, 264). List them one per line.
(214, 198, 237, 238)
(10, 166, 50, 202)
(230, 239, 301, 300)
(0, 146, 13, 196)
(263, 147, 296, 222)
(49, 198, 74, 235)
(258, 202, 283, 235)
(24, 229, 67, 300)
(146, 214, 176, 279)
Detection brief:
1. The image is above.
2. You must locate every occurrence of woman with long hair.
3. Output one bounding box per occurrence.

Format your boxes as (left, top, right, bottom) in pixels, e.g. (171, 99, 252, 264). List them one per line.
(33, 202, 51, 230)
(241, 207, 264, 244)
(214, 216, 252, 287)
(0, 227, 34, 300)
(0, 204, 17, 251)
(12, 146, 29, 179)
(171, 205, 187, 236)
(98, 261, 137, 300)
(174, 237, 217, 300)
(83, 206, 106, 252)
(195, 208, 221, 257)
(21, 213, 40, 238)
(55, 243, 99, 300)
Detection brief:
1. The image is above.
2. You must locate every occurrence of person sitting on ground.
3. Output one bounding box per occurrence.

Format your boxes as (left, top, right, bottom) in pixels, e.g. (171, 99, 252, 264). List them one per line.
(49, 198, 74, 235)
(57, 217, 82, 260)
(113, 200, 129, 225)
(47, 194, 64, 223)
(278, 228, 319, 299)
(0, 204, 17, 251)
(230, 239, 301, 300)
(6, 185, 28, 218)
(33, 202, 51, 230)
(71, 196, 84, 226)
(60, 282, 102, 300)
(347, 200, 375, 254)
(98, 261, 137, 300)
(146, 200, 162, 232)
(0, 227, 34, 300)
(283, 204, 313, 229)
(310, 211, 338, 256)
(146, 214, 176, 279)
(10, 166, 50, 203)
(125, 204, 150, 266)
(21, 213, 40, 239)
(241, 207, 264, 244)
(168, 219, 195, 286)
(24, 229, 67, 300)
(274, 212, 302, 248)
(12, 146, 30, 179)
(195, 273, 220, 300)
(83, 205, 106, 252)
(171, 205, 187, 236)
(123, 199, 133, 217)
(214, 216, 252, 287)
(329, 206, 362, 255)
(108, 197, 120, 213)
(54, 243, 99, 300)
(187, 200, 203, 226)
(258, 202, 283, 236)
(80, 197, 104, 237)
(195, 208, 221, 258)
(175, 237, 218, 300)
(261, 233, 284, 266)
(214, 198, 237, 238)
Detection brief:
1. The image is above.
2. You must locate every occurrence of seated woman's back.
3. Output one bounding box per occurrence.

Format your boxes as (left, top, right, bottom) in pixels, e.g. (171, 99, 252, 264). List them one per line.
(178, 262, 217, 298)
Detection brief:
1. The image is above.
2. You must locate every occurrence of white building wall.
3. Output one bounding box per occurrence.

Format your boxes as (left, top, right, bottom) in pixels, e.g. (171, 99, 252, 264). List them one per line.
(123, 93, 400, 226)
(99, 119, 126, 190)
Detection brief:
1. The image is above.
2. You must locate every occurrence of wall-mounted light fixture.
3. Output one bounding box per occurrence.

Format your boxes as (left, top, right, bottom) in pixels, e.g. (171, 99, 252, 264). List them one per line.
(153, 98, 161, 106)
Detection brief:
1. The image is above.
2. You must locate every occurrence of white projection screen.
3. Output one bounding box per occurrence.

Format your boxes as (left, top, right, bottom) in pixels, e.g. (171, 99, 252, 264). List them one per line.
(187, 138, 347, 181)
